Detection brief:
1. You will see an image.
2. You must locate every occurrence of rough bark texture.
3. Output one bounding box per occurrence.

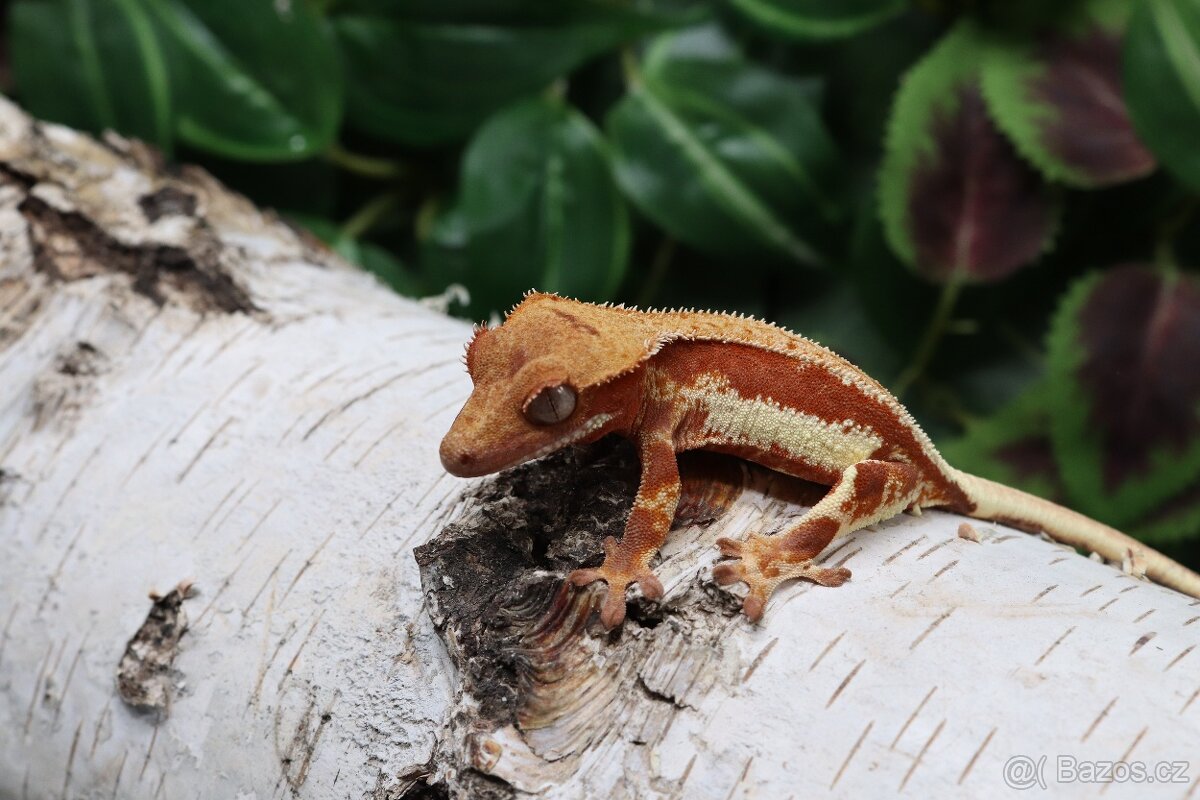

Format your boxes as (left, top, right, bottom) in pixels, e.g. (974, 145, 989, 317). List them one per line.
(0, 98, 1197, 799)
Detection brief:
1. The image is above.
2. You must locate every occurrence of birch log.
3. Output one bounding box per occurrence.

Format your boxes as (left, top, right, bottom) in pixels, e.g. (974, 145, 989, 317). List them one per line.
(0, 97, 1197, 800)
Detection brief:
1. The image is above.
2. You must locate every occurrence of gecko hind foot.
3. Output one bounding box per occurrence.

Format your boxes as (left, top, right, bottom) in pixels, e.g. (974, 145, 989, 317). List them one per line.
(567, 537, 664, 629)
(713, 535, 851, 621)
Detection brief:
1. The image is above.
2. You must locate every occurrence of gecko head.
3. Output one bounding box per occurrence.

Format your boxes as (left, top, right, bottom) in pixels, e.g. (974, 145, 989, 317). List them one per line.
(439, 292, 655, 477)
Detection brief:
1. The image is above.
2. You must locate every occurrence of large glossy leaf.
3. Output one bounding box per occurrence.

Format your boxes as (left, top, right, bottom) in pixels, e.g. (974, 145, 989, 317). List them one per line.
(880, 22, 1058, 283)
(607, 25, 841, 267)
(331, 0, 582, 20)
(332, 4, 678, 148)
(1125, 0, 1200, 192)
(728, 0, 904, 40)
(145, 0, 343, 160)
(10, 0, 171, 149)
(983, 1, 1154, 188)
(332, 0, 708, 24)
(1047, 266, 1200, 528)
(429, 98, 630, 317)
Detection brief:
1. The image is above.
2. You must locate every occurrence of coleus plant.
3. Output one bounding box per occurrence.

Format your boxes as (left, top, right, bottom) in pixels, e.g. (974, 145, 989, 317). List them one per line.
(945, 266, 1200, 544)
(880, 1, 1150, 285)
(6, 0, 1200, 545)
(879, 0, 1200, 541)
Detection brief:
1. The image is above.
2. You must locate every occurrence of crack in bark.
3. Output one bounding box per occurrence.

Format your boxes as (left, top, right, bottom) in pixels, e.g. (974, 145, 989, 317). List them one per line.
(416, 440, 742, 797)
(138, 187, 198, 222)
(636, 674, 684, 708)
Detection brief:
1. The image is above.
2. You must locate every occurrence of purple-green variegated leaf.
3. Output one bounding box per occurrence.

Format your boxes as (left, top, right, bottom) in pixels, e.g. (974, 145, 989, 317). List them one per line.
(993, 438, 1062, 500)
(908, 86, 1056, 282)
(983, 25, 1155, 188)
(940, 384, 1065, 504)
(880, 23, 1058, 284)
(1048, 266, 1200, 528)
(1135, 480, 1200, 543)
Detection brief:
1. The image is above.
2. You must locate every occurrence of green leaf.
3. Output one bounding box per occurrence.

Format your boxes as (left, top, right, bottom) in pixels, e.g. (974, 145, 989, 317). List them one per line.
(10, 0, 171, 149)
(433, 97, 630, 317)
(982, 0, 1154, 188)
(332, 3, 677, 148)
(879, 22, 1059, 283)
(728, 0, 905, 40)
(1047, 266, 1200, 527)
(332, 0, 709, 24)
(1125, 0, 1200, 193)
(146, 0, 343, 160)
(607, 25, 841, 267)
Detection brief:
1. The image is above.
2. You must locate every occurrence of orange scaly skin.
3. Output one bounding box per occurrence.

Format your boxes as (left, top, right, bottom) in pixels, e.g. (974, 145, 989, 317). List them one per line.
(440, 292, 1200, 628)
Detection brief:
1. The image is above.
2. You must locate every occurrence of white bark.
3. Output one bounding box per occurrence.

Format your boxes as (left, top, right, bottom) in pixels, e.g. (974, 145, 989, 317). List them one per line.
(0, 97, 1197, 800)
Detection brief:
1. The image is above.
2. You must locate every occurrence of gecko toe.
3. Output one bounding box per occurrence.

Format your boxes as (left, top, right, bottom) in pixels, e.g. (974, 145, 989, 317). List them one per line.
(600, 536, 621, 559)
(637, 571, 664, 601)
(711, 562, 745, 586)
(715, 537, 744, 558)
(567, 568, 604, 587)
(742, 593, 766, 622)
(806, 566, 852, 587)
(598, 587, 628, 629)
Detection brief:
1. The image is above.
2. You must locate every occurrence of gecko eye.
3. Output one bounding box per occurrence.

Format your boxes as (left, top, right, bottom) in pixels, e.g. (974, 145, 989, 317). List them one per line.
(523, 384, 577, 425)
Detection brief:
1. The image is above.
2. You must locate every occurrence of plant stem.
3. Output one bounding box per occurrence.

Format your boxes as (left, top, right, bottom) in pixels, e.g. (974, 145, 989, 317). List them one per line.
(325, 143, 407, 180)
(621, 47, 643, 90)
(892, 274, 965, 399)
(544, 78, 568, 102)
(1155, 197, 1198, 274)
(340, 193, 400, 241)
(637, 237, 676, 307)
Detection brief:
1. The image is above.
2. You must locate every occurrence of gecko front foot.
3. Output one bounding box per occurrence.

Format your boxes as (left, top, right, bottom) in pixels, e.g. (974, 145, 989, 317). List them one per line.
(567, 536, 664, 629)
(712, 534, 850, 621)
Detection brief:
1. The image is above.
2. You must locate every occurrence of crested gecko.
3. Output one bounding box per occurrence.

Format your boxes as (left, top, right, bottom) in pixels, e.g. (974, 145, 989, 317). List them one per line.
(439, 292, 1200, 628)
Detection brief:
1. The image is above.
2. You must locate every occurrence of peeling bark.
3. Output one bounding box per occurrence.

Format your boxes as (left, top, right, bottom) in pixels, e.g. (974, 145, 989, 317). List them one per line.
(0, 97, 1198, 800)
(116, 582, 193, 714)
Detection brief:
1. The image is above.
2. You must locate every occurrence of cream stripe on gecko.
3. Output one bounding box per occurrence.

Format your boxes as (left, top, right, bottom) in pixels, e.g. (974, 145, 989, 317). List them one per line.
(679, 373, 884, 475)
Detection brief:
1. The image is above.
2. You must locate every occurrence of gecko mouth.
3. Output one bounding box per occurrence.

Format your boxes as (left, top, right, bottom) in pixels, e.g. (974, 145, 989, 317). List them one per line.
(523, 413, 615, 464)
(441, 412, 616, 477)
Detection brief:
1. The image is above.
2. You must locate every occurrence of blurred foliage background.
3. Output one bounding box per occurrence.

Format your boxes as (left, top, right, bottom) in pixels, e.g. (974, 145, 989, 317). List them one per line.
(4, 0, 1200, 564)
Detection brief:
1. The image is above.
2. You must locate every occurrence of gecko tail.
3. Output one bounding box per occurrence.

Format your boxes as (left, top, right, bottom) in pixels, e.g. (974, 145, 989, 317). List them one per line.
(949, 468, 1200, 599)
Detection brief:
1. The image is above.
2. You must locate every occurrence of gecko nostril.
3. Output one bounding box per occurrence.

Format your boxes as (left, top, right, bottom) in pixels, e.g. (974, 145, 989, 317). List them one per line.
(439, 441, 474, 475)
